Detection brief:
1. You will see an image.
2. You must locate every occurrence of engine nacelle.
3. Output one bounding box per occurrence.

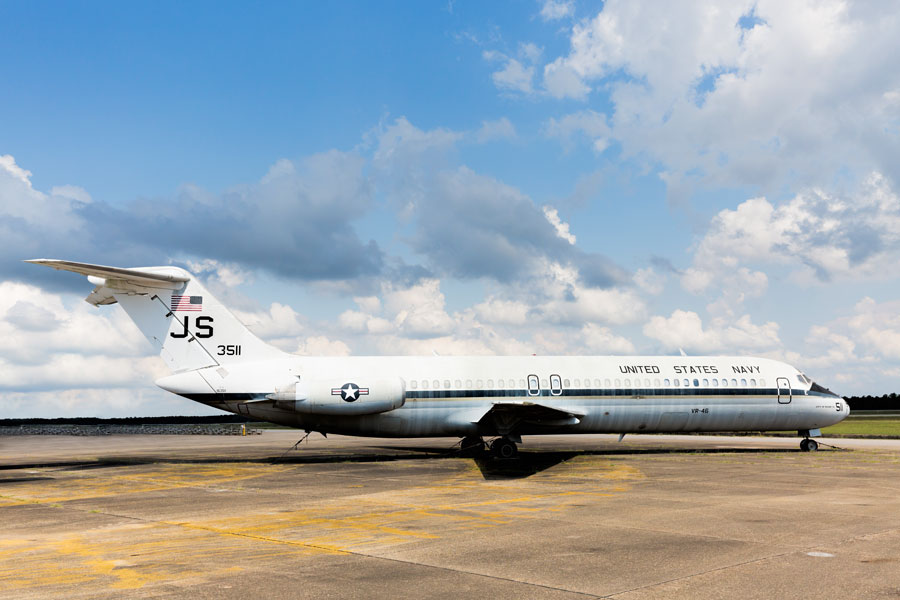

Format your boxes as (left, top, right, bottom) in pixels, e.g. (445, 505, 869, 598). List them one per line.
(267, 377, 405, 416)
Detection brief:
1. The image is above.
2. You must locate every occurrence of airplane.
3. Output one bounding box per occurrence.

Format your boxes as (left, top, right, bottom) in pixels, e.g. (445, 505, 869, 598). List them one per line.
(28, 259, 850, 457)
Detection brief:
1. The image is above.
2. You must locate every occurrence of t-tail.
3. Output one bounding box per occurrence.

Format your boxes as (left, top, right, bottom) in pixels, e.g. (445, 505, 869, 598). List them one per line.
(26, 259, 285, 375)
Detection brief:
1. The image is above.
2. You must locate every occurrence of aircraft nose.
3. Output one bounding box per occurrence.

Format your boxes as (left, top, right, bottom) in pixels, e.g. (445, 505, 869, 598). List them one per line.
(843, 400, 851, 415)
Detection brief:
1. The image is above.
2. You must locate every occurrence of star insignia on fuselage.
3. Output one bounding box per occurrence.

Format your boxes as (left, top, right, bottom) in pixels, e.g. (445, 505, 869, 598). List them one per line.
(331, 383, 369, 402)
(341, 383, 360, 401)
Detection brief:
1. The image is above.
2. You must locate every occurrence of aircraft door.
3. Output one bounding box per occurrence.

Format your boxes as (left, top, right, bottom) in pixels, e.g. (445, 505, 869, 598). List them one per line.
(549, 374, 562, 396)
(527, 374, 540, 396)
(777, 377, 791, 404)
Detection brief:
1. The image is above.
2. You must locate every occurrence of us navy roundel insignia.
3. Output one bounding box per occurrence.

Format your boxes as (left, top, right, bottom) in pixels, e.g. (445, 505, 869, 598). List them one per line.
(331, 383, 370, 402)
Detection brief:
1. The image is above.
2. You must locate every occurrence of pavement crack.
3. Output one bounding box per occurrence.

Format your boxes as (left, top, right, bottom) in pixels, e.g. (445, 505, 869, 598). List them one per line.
(323, 550, 605, 599)
(47, 502, 602, 597)
(603, 549, 799, 598)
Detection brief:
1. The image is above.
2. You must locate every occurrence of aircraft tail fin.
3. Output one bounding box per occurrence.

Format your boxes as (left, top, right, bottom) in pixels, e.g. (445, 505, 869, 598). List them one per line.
(27, 259, 286, 373)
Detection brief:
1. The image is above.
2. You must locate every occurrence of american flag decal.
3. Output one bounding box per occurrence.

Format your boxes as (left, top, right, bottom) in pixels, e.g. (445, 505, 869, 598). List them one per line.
(171, 295, 203, 312)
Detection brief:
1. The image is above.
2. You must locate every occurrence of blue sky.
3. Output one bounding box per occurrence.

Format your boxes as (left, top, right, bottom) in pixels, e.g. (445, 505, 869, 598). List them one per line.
(3, 0, 900, 417)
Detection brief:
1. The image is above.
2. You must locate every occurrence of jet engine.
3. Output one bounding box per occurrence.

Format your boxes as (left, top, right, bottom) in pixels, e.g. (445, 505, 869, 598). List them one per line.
(267, 377, 405, 416)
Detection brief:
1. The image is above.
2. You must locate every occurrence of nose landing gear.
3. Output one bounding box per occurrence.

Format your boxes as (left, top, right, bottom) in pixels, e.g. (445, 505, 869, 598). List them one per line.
(798, 428, 821, 452)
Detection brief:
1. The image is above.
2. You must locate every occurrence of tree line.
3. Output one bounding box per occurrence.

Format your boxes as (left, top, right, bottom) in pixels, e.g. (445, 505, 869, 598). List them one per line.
(844, 393, 900, 411)
(0, 415, 255, 426)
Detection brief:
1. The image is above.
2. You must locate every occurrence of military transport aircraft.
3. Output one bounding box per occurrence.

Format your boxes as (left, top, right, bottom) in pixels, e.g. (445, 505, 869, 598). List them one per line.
(29, 259, 849, 457)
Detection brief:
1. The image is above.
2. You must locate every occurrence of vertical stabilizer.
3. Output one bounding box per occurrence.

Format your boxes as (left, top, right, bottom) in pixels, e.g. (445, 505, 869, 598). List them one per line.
(27, 259, 286, 373)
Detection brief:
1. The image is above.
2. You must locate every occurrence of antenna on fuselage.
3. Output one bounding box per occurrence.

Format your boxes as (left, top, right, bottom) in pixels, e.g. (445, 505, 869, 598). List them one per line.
(679, 348, 687, 356)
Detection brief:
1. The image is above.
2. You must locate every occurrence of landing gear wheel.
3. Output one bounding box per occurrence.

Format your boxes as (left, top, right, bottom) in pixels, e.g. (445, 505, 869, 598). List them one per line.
(800, 438, 818, 452)
(460, 436, 486, 455)
(490, 438, 518, 459)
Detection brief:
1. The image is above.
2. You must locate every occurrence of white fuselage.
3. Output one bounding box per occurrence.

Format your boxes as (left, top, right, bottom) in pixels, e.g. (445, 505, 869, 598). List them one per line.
(159, 354, 849, 438)
(28, 259, 849, 446)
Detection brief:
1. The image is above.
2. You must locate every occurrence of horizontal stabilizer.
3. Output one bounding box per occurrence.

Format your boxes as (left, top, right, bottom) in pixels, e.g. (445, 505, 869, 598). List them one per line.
(26, 259, 190, 288)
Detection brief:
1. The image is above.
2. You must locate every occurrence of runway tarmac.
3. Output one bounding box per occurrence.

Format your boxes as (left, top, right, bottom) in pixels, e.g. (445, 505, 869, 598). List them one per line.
(2, 432, 899, 599)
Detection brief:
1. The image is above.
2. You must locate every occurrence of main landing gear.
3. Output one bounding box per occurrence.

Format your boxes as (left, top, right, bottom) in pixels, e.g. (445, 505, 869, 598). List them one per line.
(459, 436, 486, 456)
(489, 437, 518, 459)
(458, 435, 520, 458)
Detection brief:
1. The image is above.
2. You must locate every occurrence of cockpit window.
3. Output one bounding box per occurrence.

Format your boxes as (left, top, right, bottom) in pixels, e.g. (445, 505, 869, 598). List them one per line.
(797, 373, 812, 385)
(810, 381, 837, 396)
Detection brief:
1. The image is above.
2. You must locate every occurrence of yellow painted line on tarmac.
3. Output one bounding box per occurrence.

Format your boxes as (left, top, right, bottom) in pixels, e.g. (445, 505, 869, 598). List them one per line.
(0, 463, 292, 506)
(0, 454, 648, 593)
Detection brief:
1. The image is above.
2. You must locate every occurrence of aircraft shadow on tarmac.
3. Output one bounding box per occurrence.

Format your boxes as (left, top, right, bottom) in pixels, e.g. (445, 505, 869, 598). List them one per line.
(7, 445, 813, 481)
(372, 445, 804, 479)
(277, 443, 811, 480)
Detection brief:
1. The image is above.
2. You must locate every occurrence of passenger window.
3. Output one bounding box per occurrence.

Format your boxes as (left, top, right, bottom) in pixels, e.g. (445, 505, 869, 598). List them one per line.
(740, 378, 747, 386)
(624, 378, 631, 387)
(486, 379, 494, 388)
(664, 378, 670, 386)
(466, 379, 473, 389)
(422, 380, 429, 389)
(693, 379, 699, 387)
(721, 379, 728, 386)
(644, 378, 651, 387)
(604, 379, 611, 387)
(594, 379, 601, 387)
(615, 378, 621, 387)
(760, 378, 766, 387)
(410, 380, 417, 389)
(750, 378, 756, 387)
(684, 379, 690, 387)
(477, 379, 484, 388)
(574, 379, 581, 387)
(433, 380, 440, 389)
(550, 374, 562, 395)
(454, 380, 461, 388)
(498, 379, 505, 387)
(527, 374, 539, 396)
(654, 378, 661, 387)
(674, 378, 680, 387)
(731, 379, 737, 387)
(712, 378, 719, 387)
(444, 380, 451, 389)
(702, 378, 709, 387)
(519, 379, 525, 388)
(564, 378, 570, 387)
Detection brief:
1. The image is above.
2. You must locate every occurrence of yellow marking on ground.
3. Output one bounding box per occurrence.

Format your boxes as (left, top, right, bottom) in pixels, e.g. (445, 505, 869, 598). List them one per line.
(0, 463, 290, 506)
(0, 454, 646, 594)
(166, 520, 352, 555)
(0, 521, 308, 594)
(181, 456, 644, 554)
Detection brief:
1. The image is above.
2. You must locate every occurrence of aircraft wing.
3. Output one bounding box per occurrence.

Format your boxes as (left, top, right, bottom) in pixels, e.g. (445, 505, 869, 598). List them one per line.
(478, 401, 585, 435)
